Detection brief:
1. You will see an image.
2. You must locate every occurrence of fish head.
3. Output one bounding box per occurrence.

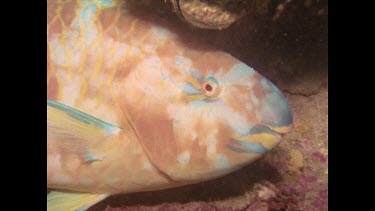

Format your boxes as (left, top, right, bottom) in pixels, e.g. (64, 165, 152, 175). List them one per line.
(119, 50, 293, 183)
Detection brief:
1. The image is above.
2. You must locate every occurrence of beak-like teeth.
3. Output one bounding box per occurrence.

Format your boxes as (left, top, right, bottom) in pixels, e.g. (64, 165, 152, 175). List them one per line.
(257, 78, 293, 132)
(227, 77, 293, 154)
(228, 125, 283, 154)
(268, 125, 293, 134)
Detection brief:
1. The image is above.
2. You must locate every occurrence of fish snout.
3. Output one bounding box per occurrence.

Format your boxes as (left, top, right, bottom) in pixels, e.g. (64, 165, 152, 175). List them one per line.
(256, 78, 293, 135)
(228, 78, 293, 155)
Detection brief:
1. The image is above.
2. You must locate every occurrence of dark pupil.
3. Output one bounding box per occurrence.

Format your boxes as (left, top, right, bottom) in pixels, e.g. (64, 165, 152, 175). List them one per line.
(205, 84, 213, 92)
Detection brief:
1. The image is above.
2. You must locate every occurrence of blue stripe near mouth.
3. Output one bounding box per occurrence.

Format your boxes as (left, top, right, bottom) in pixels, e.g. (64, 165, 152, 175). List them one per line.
(227, 140, 268, 154)
(238, 124, 276, 137)
(181, 82, 202, 95)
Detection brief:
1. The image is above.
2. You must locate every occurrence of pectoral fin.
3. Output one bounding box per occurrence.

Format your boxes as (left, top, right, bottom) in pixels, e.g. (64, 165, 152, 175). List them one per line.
(47, 100, 121, 160)
(47, 191, 108, 211)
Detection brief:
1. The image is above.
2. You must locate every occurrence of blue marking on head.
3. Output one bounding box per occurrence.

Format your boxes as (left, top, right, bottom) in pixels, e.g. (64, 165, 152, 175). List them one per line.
(189, 100, 207, 109)
(205, 76, 219, 85)
(173, 56, 203, 82)
(221, 63, 255, 83)
(183, 68, 204, 82)
(182, 83, 202, 95)
(80, 2, 98, 27)
(99, 0, 115, 7)
(189, 70, 204, 82)
(260, 78, 293, 127)
(227, 140, 268, 154)
(173, 56, 184, 67)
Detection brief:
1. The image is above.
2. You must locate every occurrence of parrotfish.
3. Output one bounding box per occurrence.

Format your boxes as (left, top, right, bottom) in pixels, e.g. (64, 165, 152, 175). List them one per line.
(47, 0, 293, 210)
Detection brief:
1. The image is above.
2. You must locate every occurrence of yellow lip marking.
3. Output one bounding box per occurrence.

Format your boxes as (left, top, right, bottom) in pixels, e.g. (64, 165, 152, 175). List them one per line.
(269, 125, 293, 134)
(233, 133, 281, 150)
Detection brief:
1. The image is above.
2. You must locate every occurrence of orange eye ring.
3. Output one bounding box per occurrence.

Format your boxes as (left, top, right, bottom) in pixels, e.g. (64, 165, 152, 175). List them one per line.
(202, 81, 221, 98)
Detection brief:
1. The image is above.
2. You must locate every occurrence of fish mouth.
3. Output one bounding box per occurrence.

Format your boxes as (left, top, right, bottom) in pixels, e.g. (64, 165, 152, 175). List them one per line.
(227, 76, 294, 154)
(266, 124, 293, 135)
(227, 124, 291, 154)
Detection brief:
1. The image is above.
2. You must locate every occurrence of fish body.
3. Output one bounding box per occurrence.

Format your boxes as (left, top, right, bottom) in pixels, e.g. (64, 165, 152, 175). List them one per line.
(47, 0, 293, 210)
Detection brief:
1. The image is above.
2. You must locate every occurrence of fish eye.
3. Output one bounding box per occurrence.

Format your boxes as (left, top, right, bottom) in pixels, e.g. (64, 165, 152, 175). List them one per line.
(202, 77, 221, 98)
(205, 84, 212, 91)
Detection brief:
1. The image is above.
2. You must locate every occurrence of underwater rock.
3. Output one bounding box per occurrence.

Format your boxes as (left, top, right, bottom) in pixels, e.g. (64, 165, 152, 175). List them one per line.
(169, 0, 270, 30)
(288, 149, 304, 173)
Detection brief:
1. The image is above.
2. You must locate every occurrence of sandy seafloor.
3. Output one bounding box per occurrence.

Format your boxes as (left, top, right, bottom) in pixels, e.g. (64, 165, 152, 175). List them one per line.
(89, 0, 328, 210)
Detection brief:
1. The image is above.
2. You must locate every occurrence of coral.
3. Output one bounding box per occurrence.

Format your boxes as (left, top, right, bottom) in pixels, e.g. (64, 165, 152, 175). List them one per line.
(288, 149, 304, 173)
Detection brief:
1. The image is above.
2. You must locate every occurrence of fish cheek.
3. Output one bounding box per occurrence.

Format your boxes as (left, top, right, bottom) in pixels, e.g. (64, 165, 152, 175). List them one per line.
(120, 99, 179, 179)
